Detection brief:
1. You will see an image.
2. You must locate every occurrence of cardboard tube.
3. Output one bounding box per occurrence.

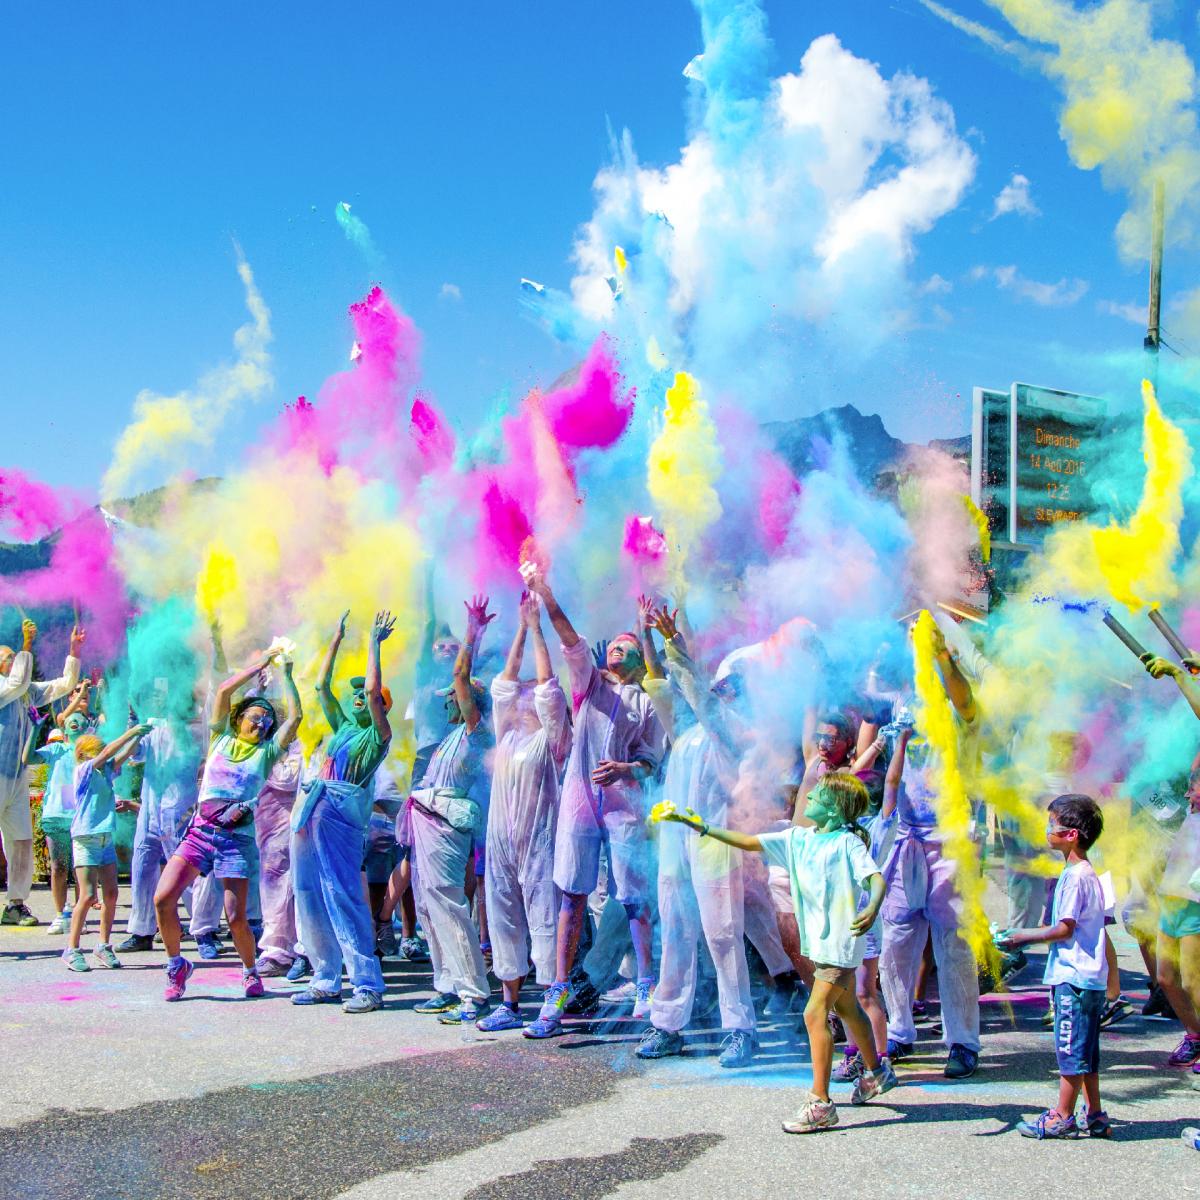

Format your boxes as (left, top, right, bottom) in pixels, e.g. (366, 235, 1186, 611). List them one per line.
(1103, 612, 1150, 661)
(1149, 609, 1192, 662)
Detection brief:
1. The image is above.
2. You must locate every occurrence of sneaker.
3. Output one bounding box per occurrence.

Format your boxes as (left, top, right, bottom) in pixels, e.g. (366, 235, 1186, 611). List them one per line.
(375, 923, 398, 958)
(944, 1044, 979, 1078)
(1183, 1125, 1200, 1148)
(874, 1057, 899, 1094)
(343, 990, 383, 1014)
(1017, 1108, 1079, 1139)
(1142, 984, 1174, 1019)
(635, 1026, 685, 1059)
(523, 982, 570, 1039)
(2, 902, 38, 927)
(851, 1068, 881, 1106)
(885, 1038, 913, 1062)
(63, 947, 90, 973)
(286, 954, 312, 982)
(243, 970, 265, 998)
(195, 932, 222, 960)
(92, 944, 121, 969)
(782, 1093, 838, 1134)
(1086, 1110, 1112, 1139)
(400, 936, 429, 961)
(440, 1001, 480, 1026)
(763, 973, 803, 1016)
(1167, 1034, 1200, 1068)
(117, 933, 154, 953)
(600, 980, 638, 1005)
(632, 979, 655, 1021)
(998, 948, 1028, 983)
(164, 957, 194, 1001)
(718, 1029, 754, 1068)
(413, 991, 460, 1014)
(911, 999, 930, 1021)
(832, 1051, 864, 1082)
(477, 1004, 524, 1032)
(291, 987, 342, 1005)
(254, 957, 289, 977)
(48, 913, 69, 935)
(1099, 995, 1134, 1028)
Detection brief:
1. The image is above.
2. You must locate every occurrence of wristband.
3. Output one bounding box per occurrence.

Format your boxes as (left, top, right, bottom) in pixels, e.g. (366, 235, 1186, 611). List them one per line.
(699, 821, 710, 838)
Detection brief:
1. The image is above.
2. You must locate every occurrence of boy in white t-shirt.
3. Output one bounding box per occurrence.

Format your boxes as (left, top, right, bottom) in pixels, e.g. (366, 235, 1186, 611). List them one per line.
(999, 794, 1111, 1139)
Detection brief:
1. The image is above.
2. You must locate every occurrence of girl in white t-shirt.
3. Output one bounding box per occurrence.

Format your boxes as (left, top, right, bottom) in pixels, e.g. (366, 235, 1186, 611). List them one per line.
(660, 771, 896, 1134)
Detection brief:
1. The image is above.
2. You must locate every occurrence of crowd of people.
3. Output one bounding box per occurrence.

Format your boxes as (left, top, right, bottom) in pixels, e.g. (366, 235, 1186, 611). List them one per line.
(0, 566, 1198, 1141)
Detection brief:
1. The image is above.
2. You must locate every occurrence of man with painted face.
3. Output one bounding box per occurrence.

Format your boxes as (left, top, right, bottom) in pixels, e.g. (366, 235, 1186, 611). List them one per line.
(291, 610, 394, 1014)
(522, 566, 667, 1039)
(0, 620, 83, 927)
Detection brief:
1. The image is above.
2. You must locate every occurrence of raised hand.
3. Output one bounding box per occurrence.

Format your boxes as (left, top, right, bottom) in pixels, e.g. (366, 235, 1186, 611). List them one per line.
(1142, 654, 1182, 680)
(519, 591, 541, 628)
(21, 619, 36, 650)
(464, 594, 496, 637)
(637, 594, 657, 631)
(591, 639, 609, 669)
(520, 561, 549, 598)
(651, 605, 680, 642)
(69, 624, 86, 657)
(373, 610, 397, 643)
(335, 609, 350, 640)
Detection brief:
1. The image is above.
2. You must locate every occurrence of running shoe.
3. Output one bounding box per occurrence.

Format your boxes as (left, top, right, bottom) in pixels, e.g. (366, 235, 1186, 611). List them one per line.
(2, 902, 38, 927)
(852, 1058, 898, 1104)
(635, 1026, 684, 1059)
(48, 913, 69, 935)
(243, 970, 265, 998)
(400, 937, 429, 962)
(1086, 1110, 1113, 1139)
(885, 1038, 913, 1061)
(63, 947, 90, 973)
(523, 982, 570, 1039)
(195, 932, 223, 960)
(343, 990, 383, 1014)
(286, 954, 312, 982)
(254, 956, 289, 977)
(782, 1093, 838, 1134)
(291, 987, 342, 1006)
(164, 957, 194, 1001)
(477, 1005, 524, 1032)
(944, 1044, 979, 1078)
(117, 933, 154, 953)
(413, 991, 460, 1014)
(832, 1051, 864, 1082)
(632, 978, 656, 1021)
(92, 944, 121, 969)
(375, 922, 398, 959)
(599, 980, 638, 1005)
(1041, 1004, 1055, 1028)
(440, 1001, 480, 1026)
(1167, 1034, 1200, 1067)
(1143, 984, 1175, 1019)
(1099, 995, 1134, 1028)
(718, 1029, 754, 1068)
(1017, 1109, 1079, 1139)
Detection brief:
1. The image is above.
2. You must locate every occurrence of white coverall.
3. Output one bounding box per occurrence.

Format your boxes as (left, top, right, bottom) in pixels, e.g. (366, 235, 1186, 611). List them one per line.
(0, 649, 79, 904)
(485, 677, 570, 986)
(253, 739, 304, 966)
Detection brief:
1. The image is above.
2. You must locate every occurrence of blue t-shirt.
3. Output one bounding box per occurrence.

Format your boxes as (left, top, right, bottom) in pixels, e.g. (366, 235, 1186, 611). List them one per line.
(38, 742, 75, 821)
(72, 760, 116, 838)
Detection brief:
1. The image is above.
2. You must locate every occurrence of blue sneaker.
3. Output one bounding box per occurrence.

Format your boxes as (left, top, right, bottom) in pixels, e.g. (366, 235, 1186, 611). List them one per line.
(195, 933, 222, 961)
(523, 982, 570, 1039)
(944, 1043, 979, 1079)
(1017, 1109, 1079, 1139)
(439, 1000, 481, 1026)
(885, 1038, 913, 1061)
(718, 1029, 754, 1068)
(636, 1026, 684, 1059)
(477, 1005, 524, 1032)
(286, 955, 311, 982)
(291, 988, 342, 1006)
(414, 991, 460, 1014)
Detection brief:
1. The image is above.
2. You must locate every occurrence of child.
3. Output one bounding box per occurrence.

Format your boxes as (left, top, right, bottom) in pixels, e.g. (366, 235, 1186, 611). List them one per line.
(37, 713, 90, 934)
(660, 771, 896, 1132)
(999, 794, 1111, 1139)
(63, 724, 151, 971)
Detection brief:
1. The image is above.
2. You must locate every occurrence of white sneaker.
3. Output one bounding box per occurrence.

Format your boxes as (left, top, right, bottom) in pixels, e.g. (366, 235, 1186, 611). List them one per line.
(600, 980, 637, 1005)
(48, 913, 70, 935)
(632, 978, 656, 1020)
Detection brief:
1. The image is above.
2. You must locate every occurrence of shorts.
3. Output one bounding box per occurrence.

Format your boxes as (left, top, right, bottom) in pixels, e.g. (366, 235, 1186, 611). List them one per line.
(813, 963, 857, 990)
(1159, 895, 1200, 939)
(1052, 982, 1103, 1076)
(72, 833, 117, 869)
(41, 816, 75, 868)
(860, 929, 882, 961)
(362, 831, 400, 885)
(175, 819, 257, 880)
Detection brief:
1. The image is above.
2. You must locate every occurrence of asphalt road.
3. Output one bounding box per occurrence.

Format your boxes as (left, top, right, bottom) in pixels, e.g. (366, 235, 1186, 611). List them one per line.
(1, 884, 1197, 1200)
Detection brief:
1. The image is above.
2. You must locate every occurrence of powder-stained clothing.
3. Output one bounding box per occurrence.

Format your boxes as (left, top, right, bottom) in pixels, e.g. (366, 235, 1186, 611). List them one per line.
(198, 732, 284, 827)
(38, 742, 75, 822)
(254, 740, 303, 966)
(552, 637, 667, 903)
(72, 760, 117, 839)
(1160, 810, 1200, 904)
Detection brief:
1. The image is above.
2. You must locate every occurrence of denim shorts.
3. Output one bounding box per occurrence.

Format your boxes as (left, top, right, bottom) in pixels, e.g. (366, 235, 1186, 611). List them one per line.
(73, 833, 116, 869)
(1052, 982, 1104, 1076)
(1159, 896, 1200, 939)
(362, 828, 400, 885)
(42, 816, 74, 867)
(176, 819, 258, 880)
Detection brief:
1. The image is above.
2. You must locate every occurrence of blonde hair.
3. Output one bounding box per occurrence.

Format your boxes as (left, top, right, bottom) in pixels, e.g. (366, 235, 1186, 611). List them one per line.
(816, 772, 871, 846)
(74, 734, 104, 762)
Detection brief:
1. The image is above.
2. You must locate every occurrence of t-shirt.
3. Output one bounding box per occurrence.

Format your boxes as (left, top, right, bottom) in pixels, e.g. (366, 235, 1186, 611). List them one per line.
(1044, 860, 1108, 991)
(320, 719, 389, 787)
(197, 730, 283, 827)
(38, 742, 75, 821)
(758, 825, 881, 968)
(72, 760, 116, 838)
(1159, 810, 1200, 904)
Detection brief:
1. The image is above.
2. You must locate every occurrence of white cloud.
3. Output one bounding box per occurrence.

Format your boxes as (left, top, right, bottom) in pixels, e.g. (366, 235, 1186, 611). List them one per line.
(975, 264, 1088, 307)
(439, 282, 462, 301)
(991, 172, 1039, 219)
(919, 273, 952, 295)
(1097, 298, 1145, 325)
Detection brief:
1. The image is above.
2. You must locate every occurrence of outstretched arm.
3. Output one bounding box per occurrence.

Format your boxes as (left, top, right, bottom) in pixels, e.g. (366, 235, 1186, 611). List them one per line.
(454, 595, 494, 733)
(316, 611, 350, 732)
(1144, 655, 1200, 721)
(661, 808, 762, 852)
(276, 660, 302, 749)
(28, 624, 84, 706)
(211, 653, 273, 734)
(94, 723, 151, 769)
(523, 566, 581, 649)
(367, 610, 395, 743)
(638, 595, 664, 682)
(500, 599, 529, 682)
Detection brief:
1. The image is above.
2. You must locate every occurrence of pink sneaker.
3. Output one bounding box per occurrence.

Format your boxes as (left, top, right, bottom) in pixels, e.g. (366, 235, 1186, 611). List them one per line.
(164, 957, 194, 1002)
(1168, 1035, 1200, 1068)
(243, 970, 265, 998)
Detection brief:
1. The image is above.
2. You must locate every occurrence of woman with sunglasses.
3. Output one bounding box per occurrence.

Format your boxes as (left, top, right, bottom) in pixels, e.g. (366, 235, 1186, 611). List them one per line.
(153, 649, 301, 1002)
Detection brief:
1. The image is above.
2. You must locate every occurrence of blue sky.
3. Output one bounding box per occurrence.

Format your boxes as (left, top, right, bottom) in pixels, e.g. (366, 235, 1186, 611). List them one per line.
(2, 0, 1197, 496)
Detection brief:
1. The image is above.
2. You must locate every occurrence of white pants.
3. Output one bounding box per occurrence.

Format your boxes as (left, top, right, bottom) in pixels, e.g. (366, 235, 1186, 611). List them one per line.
(127, 822, 222, 937)
(741, 868, 793, 977)
(651, 823, 753, 1033)
(0, 772, 32, 903)
(410, 805, 489, 1003)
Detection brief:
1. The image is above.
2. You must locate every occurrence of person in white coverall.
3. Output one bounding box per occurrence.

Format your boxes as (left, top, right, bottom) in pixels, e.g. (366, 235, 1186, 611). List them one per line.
(521, 566, 666, 1040)
(409, 595, 495, 1025)
(637, 606, 756, 1068)
(252, 737, 303, 974)
(0, 620, 82, 926)
(477, 591, 571, 1032)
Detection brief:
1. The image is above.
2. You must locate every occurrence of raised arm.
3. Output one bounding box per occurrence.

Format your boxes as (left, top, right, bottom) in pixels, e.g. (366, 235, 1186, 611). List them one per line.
(316, 611, 350, 732)
(93, 723, 151, 770)
(275, 659, 302, 749)
(524, 594, 552, 684)
(454, 595, 495, 733)
(882, 727, 911, 819)
(367, 610, 395, 743)
(27, 624, 84, 706)
(638, 595, 664, 682)
(210, 621, 228, 676)
(523, 566, 581, 649)
(931, 623, 976, 721)
(1144, 655, 1200, 722)
(500, 597, 530, 682)
(56, 680, 90, 728)
(210, 653, 273, 734)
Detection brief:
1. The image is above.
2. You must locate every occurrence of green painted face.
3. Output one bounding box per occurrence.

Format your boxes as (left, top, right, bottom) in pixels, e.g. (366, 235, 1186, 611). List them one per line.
(64, 712, 88, 740)
(803, 785, 839, 826)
